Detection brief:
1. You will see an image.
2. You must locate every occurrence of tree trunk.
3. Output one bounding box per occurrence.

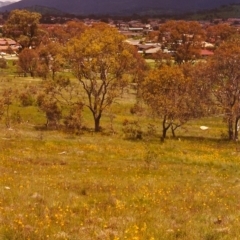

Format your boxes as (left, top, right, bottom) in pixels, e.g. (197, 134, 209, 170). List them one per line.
(162, 127, 168, 141)
(5, 104, 10, 128)
(30, 71, 34, 78)
(234, 116, 240, 141)
(94, 115, 101, 132)
(171, 125, 176, 138)
(228, 118, 234, 140)
(52, 70, 55, 80)
(161, 116, 171, 141)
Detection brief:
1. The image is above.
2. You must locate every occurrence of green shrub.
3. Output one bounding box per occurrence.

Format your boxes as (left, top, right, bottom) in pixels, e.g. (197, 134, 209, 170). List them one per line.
(122, 119, 142, 140)
(0, 58, 7, 69)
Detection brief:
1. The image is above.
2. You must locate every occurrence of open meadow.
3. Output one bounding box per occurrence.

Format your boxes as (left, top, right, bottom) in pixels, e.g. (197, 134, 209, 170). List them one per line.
(1, 68, 240, 240)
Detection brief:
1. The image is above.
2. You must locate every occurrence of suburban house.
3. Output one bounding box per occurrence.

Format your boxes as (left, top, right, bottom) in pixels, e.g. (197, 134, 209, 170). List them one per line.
(0, 38, 20, 55)
(125, 38, 162, 57)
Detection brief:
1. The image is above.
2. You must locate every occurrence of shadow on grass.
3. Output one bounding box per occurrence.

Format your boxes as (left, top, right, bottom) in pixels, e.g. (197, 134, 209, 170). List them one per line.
(172, 135, 230, 144)
(124, 134, 232, 145)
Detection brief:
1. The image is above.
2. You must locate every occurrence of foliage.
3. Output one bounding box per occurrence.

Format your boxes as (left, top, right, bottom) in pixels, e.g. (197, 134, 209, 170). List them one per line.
(3, 9, 42, 49)
(38, 41, 65, 79)
(67, 23, 142, 132)
(141, 64, 210, 140)
(0, 58, 7, 69)
(37, 92, 62, 129)
(42, 20, 86, 45)
(152, 50, 172, 67)
(17, 48, 38, 77)
(206, 23, 238, 47)
(122, 119, 142, 140)
(63, 103, 84, 133)
(0, 88, 18, 128)
(207, 35, 240, 140)
(158, 20, 205, 64)
(37, 76, 84, 130)
(10, 110, 22, 124)
(19, 85, 38, 107)
(19, 91, 36, 107)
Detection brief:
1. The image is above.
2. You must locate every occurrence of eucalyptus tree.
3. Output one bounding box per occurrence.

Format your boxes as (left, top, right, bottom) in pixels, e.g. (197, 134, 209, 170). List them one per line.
(158, 20, 205, 64)
(206, 23, 237, 47)
(3, 9, 42, 49)
(141, 63, 211, 140)
(17, 48, 38, 77)
(38, 42, 65, 80)
(207, 35, 240, 140)
(67, 23, 141, 132)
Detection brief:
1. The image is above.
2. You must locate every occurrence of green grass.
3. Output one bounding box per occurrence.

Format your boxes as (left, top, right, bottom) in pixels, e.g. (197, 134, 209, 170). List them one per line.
(1, 69, 240, 239)
(1, 130, 240, 239)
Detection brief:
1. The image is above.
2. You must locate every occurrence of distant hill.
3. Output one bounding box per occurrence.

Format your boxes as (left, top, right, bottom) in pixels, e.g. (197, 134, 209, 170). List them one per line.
(0, 1, 14, 8)
(0, 0, 239, 15)
(24, 5, 65, 15)
(185, 4, 240, 20)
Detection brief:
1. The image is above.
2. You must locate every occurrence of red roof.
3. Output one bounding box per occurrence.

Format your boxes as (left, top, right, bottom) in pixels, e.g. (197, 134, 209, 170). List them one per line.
(0, 46, 8, 50)
(201, 49, 214, 56)
(0, 40, 7, 45)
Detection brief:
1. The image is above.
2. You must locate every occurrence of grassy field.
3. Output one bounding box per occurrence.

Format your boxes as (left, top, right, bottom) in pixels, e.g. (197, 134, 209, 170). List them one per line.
(1, 71, 240, 239)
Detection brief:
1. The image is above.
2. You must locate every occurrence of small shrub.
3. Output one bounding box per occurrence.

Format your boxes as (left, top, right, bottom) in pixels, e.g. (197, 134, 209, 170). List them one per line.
(19, 92, 35, 106)
(11, 111, 22, 124)
(37, 94, 62, 129)
(146, 123, 157, 137)
(12, 60, 17, 66)
(144, 148, 158, 170)
(104, 111, 116, 135)
(130, 102, 145, 115)
(36, 63, 49, 80)
(0, 58, 7, 69)
(64, 103, 84, 133)
(122, 119, 142, 140)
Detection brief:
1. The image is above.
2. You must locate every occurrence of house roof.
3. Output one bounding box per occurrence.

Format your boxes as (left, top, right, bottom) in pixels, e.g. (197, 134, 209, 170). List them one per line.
(145, 47, 161, 54)
(137, 44, 154, 50)
(0, 46, 8, 50)
(201, 49, 214, 56)
(0, 38, 17, 45)
(0, 40, 7, 45)
(125, 39, 140, 45)
(8, 40, 17, 45)
(0, 38, 19, 52)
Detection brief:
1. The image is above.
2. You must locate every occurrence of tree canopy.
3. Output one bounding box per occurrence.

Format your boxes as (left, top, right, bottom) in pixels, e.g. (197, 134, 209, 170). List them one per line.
(158, 20, 205, 64)
(18, 48, 38, 77)
(141, 63, 211, 140)
(206, 23, 237, 47)
(67, 23, 141, 132)
(207, 35, 240, 140)
(3, 9, 42, 49)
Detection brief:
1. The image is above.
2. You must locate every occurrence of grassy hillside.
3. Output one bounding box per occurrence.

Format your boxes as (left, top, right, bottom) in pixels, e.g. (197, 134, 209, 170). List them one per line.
(1, 64, 240, 239)
(186, 4, 240, 20)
